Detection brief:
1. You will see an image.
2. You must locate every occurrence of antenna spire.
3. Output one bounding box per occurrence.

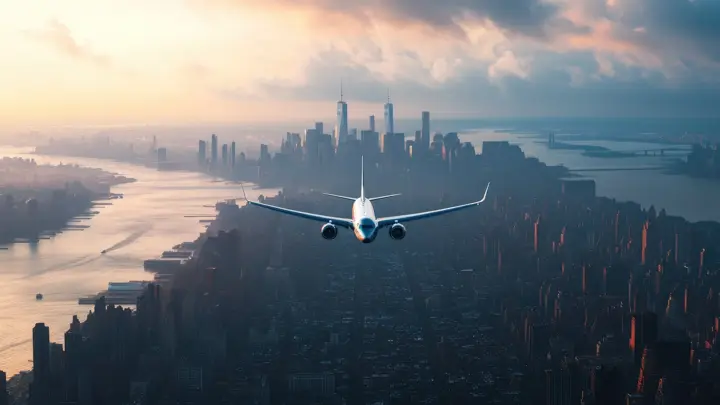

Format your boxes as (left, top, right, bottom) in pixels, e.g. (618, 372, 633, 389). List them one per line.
(340, 79, 344, 102)
(387, 87, 390, 103)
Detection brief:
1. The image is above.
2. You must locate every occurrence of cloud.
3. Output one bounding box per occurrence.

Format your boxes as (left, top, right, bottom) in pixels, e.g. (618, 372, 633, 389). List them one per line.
(635, 0, 720, 63)
(198, 0, 720, 97)
(23, 20, 110, 67)
(202, 0, 566, 38)
(558, 0, 720, 74)
(218, 47, 720, 118)
(8, 1, 718, 126)
(201, 0, 720, 69)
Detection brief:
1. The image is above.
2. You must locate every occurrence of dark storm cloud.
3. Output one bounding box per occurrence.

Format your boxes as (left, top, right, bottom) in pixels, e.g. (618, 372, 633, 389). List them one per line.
(640, 0, 720, 61)
(586, 0, 720, 63)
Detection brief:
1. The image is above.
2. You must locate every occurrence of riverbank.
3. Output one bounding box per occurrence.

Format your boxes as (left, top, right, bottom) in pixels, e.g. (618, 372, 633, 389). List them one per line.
(0, 158, 136, 244)
(0, 147, 280, 377)
(0, 157, 136, 192)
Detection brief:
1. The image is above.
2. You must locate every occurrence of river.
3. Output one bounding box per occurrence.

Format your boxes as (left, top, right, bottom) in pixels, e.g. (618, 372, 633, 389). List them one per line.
(1, 132, 719, 376)
(0, 147, 279, 376)
(460, 130, 720, 223)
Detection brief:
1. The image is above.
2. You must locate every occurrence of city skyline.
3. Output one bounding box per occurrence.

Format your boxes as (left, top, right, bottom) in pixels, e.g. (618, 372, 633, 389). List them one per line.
(2, 0, 720, 129)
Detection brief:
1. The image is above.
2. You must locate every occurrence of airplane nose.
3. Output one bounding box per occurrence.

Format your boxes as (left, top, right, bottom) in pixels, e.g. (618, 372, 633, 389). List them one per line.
(355, 223, 377, 243)
(358, 228, 375, 242)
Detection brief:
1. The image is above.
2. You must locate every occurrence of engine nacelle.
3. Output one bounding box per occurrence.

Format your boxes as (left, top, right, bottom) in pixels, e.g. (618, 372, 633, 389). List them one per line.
(388, 223, 407, 240)
(321, 223, 338, 240)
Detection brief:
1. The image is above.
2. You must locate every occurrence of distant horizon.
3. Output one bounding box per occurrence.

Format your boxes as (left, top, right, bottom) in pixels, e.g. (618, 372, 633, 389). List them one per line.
(3, 115, 720, 133)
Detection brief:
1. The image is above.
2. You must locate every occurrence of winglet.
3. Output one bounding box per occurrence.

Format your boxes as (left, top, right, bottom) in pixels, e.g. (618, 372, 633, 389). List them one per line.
(480, 182, 491, 203)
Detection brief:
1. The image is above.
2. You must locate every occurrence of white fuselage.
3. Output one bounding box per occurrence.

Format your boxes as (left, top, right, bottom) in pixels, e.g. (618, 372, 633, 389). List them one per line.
(351, 198, 378, 243)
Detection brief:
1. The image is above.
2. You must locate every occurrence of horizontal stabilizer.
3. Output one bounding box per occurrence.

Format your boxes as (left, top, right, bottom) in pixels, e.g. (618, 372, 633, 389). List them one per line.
(323, 193, 357, 201)
(369, 193, 401, 202)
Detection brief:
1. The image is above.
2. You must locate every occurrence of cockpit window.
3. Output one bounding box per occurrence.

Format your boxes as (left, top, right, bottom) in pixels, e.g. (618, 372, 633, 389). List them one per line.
(359, 218, 375, 230)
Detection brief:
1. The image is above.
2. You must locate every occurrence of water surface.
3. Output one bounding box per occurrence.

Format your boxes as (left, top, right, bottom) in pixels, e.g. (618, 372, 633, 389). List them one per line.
(0, 147, 277, 375)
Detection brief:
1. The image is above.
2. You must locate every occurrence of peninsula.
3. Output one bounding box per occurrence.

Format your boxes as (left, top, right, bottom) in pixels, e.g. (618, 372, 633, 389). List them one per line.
(0, 157, 135, 244)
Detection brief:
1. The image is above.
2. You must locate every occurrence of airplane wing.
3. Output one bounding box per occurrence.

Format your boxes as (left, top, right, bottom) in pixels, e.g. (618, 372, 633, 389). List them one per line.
(247, 200, 354, 229)
(376, 182, 490, 228)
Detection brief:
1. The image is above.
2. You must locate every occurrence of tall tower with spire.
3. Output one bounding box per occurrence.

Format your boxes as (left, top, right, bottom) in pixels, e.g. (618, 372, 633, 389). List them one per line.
(384, 88, 394, 135)
(335, 80, 349, 146)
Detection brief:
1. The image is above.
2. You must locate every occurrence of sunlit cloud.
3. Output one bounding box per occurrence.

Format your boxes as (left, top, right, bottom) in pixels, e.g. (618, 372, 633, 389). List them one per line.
(22, 19, 111, 67)
(1, 0, 720, 129)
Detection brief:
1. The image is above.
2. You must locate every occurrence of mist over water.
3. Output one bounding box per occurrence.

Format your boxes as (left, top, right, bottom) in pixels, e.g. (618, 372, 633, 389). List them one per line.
(0, 147, 279, 375)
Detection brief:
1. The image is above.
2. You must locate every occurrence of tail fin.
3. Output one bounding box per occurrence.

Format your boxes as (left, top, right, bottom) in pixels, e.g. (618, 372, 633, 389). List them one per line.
(360, 156, 365, 200)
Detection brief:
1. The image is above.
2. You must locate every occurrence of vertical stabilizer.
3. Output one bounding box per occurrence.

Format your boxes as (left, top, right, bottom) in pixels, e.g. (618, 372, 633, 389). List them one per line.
(361, 156, 365, 200)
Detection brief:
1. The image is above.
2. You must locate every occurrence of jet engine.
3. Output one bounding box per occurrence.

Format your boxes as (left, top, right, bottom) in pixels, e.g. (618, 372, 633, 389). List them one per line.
(321, 223, 338, 240)
(389, 223, 407, 240)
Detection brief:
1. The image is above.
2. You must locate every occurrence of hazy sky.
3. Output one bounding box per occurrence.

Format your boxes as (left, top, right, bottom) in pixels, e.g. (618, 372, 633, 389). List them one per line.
(2, 0, 720, 128)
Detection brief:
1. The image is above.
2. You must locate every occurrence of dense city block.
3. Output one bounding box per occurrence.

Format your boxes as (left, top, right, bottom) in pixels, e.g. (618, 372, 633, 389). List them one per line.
(4, 114, 720, 405)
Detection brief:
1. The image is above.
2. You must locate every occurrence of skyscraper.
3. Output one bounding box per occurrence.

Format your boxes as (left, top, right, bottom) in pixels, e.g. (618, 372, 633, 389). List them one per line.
(421, 111, 430, 151)
(630, 311, 658, 366)
(221, 144, 228, 166)
(0, 370, 8, 405)
(198, 140, 206, 165)
(231, 142, 236, 167)
(31, 323, 50, 405)
(369, 115, 375, 132)
(545, 367, 573, 405)
(384, 90, 394, 135)
(336, 82, 348, 146)
(211, 134, 218, 166)
(304, 128, 322, 166)
(360, 130, 380, 159)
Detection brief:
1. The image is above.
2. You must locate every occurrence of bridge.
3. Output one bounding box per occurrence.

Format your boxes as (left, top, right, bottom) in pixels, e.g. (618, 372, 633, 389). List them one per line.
(610, 147, 689, 154)
(607, 148, 689, 157)
(570, 166, 666, 172)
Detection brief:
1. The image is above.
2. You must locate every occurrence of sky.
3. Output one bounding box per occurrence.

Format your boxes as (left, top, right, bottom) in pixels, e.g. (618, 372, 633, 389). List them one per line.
(1, 0, 720, 128)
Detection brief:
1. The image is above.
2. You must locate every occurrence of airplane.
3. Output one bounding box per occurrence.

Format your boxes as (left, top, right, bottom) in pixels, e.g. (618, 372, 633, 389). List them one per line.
(241, 157, 490, 244)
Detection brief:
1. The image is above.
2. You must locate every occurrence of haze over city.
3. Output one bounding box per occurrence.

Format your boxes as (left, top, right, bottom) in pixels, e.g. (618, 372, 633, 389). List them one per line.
(2, 0, 720, 129)
(4, 2, 720, 405)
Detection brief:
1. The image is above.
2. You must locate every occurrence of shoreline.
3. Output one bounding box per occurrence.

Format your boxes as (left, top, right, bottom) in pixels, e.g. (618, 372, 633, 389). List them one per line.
(2, 135, 717, 396)
(0, 151, 280, 382)
(0, 160, 137, 246)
